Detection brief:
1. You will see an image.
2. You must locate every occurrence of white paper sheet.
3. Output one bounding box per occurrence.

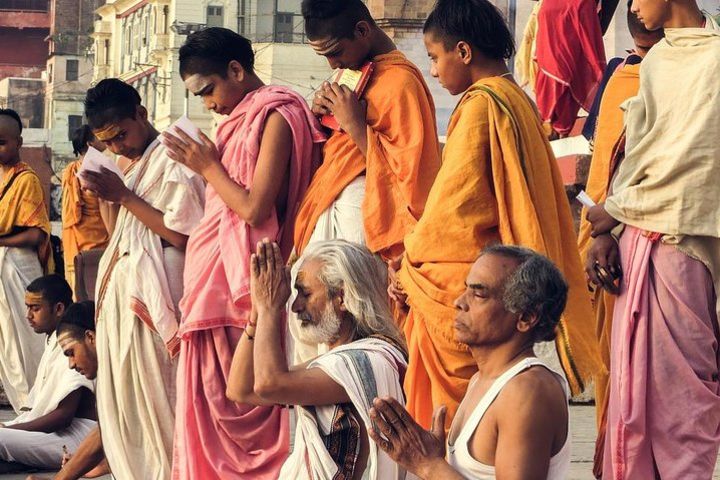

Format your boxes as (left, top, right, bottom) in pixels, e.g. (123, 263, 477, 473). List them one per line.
(76, 147, 124, 181)
(575, 190, 597, 208)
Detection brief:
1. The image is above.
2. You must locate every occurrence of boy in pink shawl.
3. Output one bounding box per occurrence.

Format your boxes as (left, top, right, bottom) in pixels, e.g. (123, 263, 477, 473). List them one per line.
(162, 28, 325, 480)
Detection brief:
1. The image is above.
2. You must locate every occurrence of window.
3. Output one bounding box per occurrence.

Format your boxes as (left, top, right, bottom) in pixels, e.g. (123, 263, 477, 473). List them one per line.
(237, 0, 245, 35)
(0, 0, 48, 12)
(206, 6, 223, 28)
(65, 59, 78, 81)
(67, 115, 83, 141)
(274, 12, 294, 43)
(104, 39, 110, 65)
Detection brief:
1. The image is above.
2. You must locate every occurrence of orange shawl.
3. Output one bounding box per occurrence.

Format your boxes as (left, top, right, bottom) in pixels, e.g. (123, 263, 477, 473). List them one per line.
(0, 162, 52, 272)
(294, 50, 441, 258)
(399, 77, 603, 428)
(576, 63, 639, 477)
(61, 160, 109, 281)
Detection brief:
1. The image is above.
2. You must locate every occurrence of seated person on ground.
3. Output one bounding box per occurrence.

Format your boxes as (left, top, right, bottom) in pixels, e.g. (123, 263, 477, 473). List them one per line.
(227, 239, 408, 480)
(0, 276, 96, 474)
(372, 245, 571, 480)
(26, 301, 109, 480)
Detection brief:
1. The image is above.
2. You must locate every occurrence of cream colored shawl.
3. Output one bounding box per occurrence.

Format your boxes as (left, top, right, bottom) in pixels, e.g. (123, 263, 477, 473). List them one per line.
(605, 14, 720, 236)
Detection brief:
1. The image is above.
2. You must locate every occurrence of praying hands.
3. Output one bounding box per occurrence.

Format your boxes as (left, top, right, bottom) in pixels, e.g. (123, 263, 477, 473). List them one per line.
(161, 129, 221, 178)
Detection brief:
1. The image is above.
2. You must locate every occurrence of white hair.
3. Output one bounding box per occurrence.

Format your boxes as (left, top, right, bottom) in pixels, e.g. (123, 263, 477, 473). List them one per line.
(302, 240, 406, 349)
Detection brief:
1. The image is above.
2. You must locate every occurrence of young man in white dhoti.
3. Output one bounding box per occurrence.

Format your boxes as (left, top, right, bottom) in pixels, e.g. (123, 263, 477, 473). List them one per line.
(27, 301, 110, 480)
(370, 246, 571, 480)
(0, 108, 52, 412)
(0, 276, 96, 474)
(227, 239, 408, 480)
(80, 79, 205, 480)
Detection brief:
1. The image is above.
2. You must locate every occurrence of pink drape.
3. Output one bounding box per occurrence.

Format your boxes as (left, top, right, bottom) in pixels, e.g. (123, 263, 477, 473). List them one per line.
(604, 227, 720, 479)
(173, 86, 325, 479)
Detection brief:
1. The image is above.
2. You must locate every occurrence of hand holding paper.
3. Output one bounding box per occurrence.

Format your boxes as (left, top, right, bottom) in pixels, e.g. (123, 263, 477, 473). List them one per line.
(76, 147, 124, 184)
(162, 115, 218, 177)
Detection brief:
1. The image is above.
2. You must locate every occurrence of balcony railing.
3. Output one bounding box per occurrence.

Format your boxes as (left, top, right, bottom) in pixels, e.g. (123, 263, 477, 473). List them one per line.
(0, 0, 48, 11)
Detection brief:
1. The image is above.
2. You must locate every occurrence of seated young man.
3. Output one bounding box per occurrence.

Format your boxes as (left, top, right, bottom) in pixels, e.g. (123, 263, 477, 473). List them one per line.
(227, 239, 407, 480)
(81, 78, 205, 479)
(27, 301, 109, 480)
(0, 108, 52, 412)
(373, 246, 571, 480)
(0, 276, 95, 474)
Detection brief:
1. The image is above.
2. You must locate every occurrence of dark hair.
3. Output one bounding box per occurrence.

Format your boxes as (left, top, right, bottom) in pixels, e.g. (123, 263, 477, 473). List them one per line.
(84, 79, 142, 130)
(301, 0, 375, 40)
(56, 301, 95, 340)
(424, 0, 515, 61)
(0, 108, 22, 133)
(71, 125, 95, 157)
(179, 27, 254, 79)
(481, 245, 568, 343)
(627, 0, 662, 38)
(26, 274, 73, 308)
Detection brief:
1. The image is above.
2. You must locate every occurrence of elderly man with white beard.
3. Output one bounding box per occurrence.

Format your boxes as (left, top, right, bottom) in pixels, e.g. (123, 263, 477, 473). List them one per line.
(227, 239, 408, 480)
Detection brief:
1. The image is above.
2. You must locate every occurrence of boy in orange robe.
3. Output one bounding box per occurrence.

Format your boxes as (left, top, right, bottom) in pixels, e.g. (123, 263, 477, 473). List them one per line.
(61, 125, 110, 295)
(291, 0, 441, 362)
(391, 0, 602, 429)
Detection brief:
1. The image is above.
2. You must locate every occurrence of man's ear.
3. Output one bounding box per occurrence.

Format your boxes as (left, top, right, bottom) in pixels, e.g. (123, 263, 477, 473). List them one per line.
(228, 60, 247, 83)
(136, 105, 149, 121)
(457, 41, 473, 65)
(85, 330, 95, 346)
(335, 287, 348, 312)
(54, 302, 66, 318)
(354, 20, 371, 39)
(516, 312, 540, 334)
(17, 135, 23, 149)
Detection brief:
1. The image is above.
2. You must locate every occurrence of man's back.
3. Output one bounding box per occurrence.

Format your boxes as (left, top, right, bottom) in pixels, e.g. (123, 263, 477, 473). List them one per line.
(448, 358, 569, 479)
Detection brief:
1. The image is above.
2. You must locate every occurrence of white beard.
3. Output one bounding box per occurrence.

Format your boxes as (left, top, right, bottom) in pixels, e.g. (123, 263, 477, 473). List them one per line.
(298, 303, 342, 345)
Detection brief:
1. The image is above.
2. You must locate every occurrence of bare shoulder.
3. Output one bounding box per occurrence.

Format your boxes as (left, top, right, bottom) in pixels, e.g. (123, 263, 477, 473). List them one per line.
(495, 366, 567, 421)
(263, 110, 291, 133)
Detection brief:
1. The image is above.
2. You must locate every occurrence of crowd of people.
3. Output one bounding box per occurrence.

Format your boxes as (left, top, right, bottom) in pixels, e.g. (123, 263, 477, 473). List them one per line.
(0, 0, 717, 478)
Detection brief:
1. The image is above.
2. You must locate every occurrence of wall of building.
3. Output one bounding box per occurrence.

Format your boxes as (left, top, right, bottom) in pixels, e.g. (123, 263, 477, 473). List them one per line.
(0, 77, 46, 127)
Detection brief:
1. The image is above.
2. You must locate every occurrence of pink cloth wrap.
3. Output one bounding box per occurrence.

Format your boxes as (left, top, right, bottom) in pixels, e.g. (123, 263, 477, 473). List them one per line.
(179, 85, 325, 335)
(604, 226, 720, 479)
(173, 86, 325, 480)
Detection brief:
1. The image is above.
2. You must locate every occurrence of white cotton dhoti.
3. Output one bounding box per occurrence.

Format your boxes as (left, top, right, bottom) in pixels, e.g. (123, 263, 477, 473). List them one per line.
(0, 247, 45, 412)
(0, 417, 96, 468)
(289, 176, 366, 364)
(95, 252, 181, 480)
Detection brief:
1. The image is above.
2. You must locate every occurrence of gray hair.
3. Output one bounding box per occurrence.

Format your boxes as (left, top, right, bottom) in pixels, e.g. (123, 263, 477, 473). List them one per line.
(302, 240, 406, 349)
(481, 244, 568, 343)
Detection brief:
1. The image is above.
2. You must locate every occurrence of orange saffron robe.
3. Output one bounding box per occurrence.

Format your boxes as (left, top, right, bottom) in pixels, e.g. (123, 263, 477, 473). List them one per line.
(399, 77, 603, 428)
(0, 162, 52, 271)
(61, 159, 109, 292)
(294, 50, 441, 258)
(576, 62, 640, 476)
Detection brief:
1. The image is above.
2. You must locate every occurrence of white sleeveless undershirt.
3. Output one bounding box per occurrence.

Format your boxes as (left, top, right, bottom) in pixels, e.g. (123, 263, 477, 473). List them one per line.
(447, 357, 571, 479)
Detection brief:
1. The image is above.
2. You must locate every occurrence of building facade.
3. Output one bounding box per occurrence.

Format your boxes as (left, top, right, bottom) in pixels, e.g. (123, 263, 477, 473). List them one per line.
(0, 0, 50, 81)
(44, 0, 104, 170)
(90, 0, 332, 134)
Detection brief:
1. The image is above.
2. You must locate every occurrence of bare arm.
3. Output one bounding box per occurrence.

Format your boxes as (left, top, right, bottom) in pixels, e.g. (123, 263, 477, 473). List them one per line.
(315, 83, 368, 156)
(97, 199, 118, 237)
(55, 426, 106, 480)
(0, 227, 46, 248)
(227, 307, 265, 405)
(239, 240, 350, 407)
(492, 373, 566, 480)
(163, 112, 292, 228)
(5, 389, 84, 433)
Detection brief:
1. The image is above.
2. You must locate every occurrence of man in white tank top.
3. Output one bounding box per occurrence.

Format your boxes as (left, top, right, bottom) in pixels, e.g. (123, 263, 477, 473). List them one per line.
(370, 244, 572, 479)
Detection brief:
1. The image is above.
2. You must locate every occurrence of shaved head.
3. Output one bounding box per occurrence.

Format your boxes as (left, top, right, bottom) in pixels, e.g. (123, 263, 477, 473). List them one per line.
(0, 113, 21, 136)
